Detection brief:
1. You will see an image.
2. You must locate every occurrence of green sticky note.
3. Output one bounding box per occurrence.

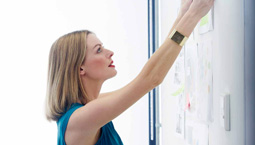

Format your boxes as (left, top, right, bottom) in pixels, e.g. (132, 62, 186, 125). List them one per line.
(200, 14, 209, 26)
(208, 62, 211, 69)
(172, 84, 185, 96)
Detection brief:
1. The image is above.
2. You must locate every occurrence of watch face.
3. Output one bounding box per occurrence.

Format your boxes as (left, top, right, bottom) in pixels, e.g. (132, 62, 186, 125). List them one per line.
(171, 31, 184, 44)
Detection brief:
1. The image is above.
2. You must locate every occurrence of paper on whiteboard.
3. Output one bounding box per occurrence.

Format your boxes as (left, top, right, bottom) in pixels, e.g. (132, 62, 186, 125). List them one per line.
(185, 121, 209, 145)
(184, 42, 199, 117)
(196, 39, 214, 123)
(184, 39, 214, 123)
(199, 9, 214, 34)
(192, 123, 209, 145)
(172, 48, 185, 139)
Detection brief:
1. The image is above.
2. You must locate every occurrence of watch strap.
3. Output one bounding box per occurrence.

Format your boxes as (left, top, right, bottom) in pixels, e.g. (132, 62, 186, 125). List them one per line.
(169, 29, 188, 47)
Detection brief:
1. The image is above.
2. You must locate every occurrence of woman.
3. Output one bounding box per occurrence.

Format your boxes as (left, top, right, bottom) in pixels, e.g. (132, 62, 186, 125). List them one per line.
(45, 0, 214, 144)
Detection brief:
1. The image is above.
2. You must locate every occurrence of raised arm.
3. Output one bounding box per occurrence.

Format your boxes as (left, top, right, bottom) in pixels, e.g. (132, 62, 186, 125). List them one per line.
(165, 0, 193, 40)
(99, 0, 193, 99)
(70, 0, 214, 134)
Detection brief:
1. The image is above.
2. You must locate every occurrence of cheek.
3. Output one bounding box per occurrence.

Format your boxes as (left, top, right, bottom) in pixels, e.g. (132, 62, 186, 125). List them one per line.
(85, 57, 107, 76)
(88, 57, 105, 69)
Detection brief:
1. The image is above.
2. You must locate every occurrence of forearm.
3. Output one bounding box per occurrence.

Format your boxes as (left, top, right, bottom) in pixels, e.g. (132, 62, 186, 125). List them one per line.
(140, 10, 200, 86)
(165, 12, 185, 41)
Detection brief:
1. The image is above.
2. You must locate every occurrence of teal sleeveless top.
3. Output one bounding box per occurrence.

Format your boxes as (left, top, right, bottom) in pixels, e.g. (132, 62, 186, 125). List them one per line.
(57, 103, 123, 145)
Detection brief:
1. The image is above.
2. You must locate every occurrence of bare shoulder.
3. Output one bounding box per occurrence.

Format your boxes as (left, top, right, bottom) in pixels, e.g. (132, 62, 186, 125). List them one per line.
(65, 106, 100, 145)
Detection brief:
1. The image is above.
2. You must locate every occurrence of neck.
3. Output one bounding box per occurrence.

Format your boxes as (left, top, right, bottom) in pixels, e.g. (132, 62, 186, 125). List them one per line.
(81, 77, 104, 103)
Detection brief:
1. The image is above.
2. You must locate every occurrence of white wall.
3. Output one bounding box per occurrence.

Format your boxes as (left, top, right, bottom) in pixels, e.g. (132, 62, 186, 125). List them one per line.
(159, 0, 245, 145)
(0, 0, 148, 144)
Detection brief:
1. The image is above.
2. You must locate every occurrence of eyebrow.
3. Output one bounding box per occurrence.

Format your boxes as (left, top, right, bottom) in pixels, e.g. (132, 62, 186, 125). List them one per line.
(93, 43, 103, 49)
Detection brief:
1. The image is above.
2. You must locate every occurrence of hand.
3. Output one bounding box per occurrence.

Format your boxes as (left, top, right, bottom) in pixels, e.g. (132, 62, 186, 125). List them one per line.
(189, 0, 214, 18)
(179, 0, 193, 16)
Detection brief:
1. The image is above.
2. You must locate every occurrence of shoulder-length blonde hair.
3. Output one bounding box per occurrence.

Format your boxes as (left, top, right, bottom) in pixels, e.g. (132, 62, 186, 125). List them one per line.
(45, 30, 92, 121)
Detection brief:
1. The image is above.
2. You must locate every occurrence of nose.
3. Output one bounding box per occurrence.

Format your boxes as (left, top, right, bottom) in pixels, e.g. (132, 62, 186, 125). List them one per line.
(107, 49, 114, 58)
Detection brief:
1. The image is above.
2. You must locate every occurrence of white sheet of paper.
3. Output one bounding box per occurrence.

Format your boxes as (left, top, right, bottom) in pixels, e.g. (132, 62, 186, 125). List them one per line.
(192, 123, 209, 145)
(199, 9, 214, 34)
(173, 48, 186, 139)
(196, 39, 214, 123)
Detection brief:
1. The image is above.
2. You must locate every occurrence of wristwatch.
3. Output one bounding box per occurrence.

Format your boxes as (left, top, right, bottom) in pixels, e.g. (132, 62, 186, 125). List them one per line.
(169, 29, 188, 47)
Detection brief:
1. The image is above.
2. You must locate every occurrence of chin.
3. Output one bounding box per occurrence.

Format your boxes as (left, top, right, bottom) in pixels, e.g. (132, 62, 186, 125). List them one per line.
(112, 70, 117, 77)
(108, 70, 117, 79)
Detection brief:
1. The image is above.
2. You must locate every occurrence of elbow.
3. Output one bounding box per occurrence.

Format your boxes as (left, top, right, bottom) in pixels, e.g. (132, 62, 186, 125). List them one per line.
(138, 69, 164, 89)
(149, 75, 163, 88)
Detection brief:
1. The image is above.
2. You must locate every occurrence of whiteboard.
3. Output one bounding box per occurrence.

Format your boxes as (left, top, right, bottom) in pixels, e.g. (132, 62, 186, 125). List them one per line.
(159, 0, 245, 145)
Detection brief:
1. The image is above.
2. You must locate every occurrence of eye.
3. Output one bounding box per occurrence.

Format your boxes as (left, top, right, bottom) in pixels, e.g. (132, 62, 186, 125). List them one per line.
(97, 46, 102, 53)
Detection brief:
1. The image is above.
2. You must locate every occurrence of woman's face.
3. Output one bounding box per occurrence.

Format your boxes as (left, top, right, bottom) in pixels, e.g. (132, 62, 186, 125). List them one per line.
(81, 33, 117, 81)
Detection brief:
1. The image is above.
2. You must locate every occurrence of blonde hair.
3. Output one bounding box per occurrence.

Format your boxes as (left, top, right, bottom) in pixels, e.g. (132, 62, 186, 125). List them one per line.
(45, 30, 92, 121)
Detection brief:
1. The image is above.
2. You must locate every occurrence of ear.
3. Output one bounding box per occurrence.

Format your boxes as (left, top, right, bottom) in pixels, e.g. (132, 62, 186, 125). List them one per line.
(80, 65, 86, 76)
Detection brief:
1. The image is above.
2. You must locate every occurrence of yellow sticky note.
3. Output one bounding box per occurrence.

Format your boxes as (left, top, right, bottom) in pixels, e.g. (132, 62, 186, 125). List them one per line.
(200, 14, 209, 26)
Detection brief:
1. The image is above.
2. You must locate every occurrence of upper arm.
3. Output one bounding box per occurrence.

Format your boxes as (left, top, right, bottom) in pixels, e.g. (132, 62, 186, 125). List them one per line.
(98, 92, 112, 98)
(69, 75, 156, 133)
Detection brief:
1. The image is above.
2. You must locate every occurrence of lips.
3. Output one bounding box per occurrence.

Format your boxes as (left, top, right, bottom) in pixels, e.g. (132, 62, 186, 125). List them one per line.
(109, 61, 115, 67)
